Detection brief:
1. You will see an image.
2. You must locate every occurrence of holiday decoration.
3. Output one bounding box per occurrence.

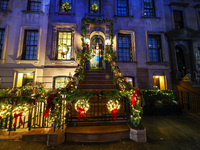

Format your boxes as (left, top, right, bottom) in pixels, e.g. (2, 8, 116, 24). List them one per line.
(91, 3, 99, 13)
(107, 100, 120, 121)
(75, 100, 90, 120)
(59, 44, 69, 59)
(62, 2, 71, 12)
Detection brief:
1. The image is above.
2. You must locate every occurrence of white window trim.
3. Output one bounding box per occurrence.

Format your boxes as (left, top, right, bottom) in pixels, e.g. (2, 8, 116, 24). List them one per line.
(145, 31, 167, 63)
(117, 30, 136, 62)
(16, 26, 42, 64)
(0, 25, 9, 64)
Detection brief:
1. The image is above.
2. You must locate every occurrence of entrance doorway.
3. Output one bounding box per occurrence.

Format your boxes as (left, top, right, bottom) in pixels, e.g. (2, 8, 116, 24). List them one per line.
(90, 35, 104, 69)
(176, 46, 186, 78)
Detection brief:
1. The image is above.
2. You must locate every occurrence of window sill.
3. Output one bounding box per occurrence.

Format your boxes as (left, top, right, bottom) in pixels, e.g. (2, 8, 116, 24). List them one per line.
(21, 10, 44, 14)
(55, 11, 75, 16)
(141, 16, 160, 20)
(0, 59, 5, 64)
(116, 61, 137, 63)
(50, 59, 77, 65)
(85, 13, 105, 18)
(114, 15, 134, 18)
(15, 60, 39, 64)
(0, 9, 12, 13)
(146, 62, 169, 66)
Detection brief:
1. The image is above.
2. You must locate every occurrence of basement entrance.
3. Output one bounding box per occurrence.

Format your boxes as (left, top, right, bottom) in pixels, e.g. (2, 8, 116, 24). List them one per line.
(90, 35, 104, 69)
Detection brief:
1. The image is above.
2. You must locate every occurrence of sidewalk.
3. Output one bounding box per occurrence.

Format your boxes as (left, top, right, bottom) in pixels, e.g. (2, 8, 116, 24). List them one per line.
(0, 113, 200, 150)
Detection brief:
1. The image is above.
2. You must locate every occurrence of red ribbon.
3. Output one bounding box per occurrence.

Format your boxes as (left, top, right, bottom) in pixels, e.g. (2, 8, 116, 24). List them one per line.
(111, 108, 118, 121)
(44, 94, 54, 118)
(131, 94, 136, 105)
(78, 107, 86, 120)
(0, 116, 2, 120)
(131, 90, 143, 106)
(13, 112, 23, 127)
(61, 52, 65, 58)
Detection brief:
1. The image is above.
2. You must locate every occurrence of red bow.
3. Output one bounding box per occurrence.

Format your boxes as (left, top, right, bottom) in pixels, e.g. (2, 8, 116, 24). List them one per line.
(131, 94, 136, 105)
(134, 90, 142, 97)
(111, 108, 118, 121)
(13, 112, 23, 127)
(86, 44, 89, 50)
(61, 52, 65, 58)
(44, 94, 54, 118)
(78, 107, 86, 120)
(0, 116, 2, 120)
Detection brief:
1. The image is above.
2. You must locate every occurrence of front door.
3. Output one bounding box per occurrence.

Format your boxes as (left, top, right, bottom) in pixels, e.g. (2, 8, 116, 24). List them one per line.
(90, 35, 104, 69)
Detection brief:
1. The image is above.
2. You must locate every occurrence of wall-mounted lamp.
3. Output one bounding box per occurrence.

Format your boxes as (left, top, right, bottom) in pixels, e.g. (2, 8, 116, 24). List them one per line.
(105, 39, 111, 45)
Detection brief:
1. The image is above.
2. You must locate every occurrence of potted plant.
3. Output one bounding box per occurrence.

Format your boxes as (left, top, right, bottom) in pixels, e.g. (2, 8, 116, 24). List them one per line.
(91, 3, 99, 13)
(62, 2, 71, 12)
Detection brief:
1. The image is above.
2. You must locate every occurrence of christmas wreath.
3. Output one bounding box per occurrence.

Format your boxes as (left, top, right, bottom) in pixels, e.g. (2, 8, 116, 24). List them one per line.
(62, 2, 71, 12)
(91, 3, 99, 13)
(59, 43, 69, 58)
(107, 100, 120, 121)
(75, 100, 90, 120)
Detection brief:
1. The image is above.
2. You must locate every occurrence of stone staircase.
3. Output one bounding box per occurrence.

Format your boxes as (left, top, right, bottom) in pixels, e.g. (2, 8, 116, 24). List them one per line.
(78, 70, 117, 91)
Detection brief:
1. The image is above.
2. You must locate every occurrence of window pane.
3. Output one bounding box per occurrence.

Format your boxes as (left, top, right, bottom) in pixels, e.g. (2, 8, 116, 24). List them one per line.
(0, 29, 5, 59)
(89, 0, 100, 13)
(54, 77, 71, 89)
(117, 0, 128, 16)
(57, 31, 72, 60)
(144, 0, 155, 17)
(148, 35, 162, 62)
(22, 30, 38, 60)
(28, 0, 41, 11)
(0, 0, 9, 10)
(118, 34, 132, 62)
(17, 73, 34, 87)
(173, 10, 184, 29)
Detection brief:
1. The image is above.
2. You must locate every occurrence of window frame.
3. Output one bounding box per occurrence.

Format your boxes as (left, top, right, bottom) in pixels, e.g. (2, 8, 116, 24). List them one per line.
(56, 31, 72, 60)
(124, 76, 135, 87)
(117, 33, 132, 62)
(53, 76, 71, 89)
(0, 0, 9, 10)
(21, 30, 39, 60)
(0, 28, 5, 60)
(173, 10, 184, 29)
(27, 0, 42, 12)
(147, 34, 163, 63)
(117, 0, 129, 17)
(89, 0, 101, 14)
(143, 0, 156, 17)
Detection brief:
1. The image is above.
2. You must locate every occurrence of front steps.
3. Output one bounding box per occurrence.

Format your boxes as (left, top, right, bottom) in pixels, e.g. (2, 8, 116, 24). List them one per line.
(78, 70, 117, 91)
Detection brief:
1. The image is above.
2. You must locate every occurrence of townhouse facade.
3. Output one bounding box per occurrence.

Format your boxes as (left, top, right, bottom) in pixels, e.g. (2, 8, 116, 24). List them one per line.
(0, 0, 185, 90)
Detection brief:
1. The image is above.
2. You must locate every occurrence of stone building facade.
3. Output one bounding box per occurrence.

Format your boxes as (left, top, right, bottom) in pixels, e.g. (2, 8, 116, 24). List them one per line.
(0, 0, 173, 90)
(164, 0, 200, 83)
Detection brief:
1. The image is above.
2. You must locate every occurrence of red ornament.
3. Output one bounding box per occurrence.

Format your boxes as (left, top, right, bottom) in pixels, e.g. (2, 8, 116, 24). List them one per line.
(13, 112, 23, 127)
(78, 107, 86, 120)
(111, 108, 118, 121)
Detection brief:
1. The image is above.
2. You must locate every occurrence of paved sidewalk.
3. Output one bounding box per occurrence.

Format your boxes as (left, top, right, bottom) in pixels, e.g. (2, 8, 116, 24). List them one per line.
(0, 113, 200, 150)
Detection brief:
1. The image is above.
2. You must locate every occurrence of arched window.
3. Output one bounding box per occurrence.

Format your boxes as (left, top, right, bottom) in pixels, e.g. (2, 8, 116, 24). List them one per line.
(53, 76, 71, 89)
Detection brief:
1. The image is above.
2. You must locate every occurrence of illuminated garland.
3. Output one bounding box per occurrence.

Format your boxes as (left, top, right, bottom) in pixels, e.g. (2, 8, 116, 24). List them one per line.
(75, 100, 90, 120)
(107, 100, 120, 121)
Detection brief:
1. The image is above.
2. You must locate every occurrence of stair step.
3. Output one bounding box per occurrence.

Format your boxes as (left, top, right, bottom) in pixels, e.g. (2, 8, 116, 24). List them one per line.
(86, 70, 110, 73)
(81, 80, 114, 84)
(84, 76, 113, 80)
(85, 74, 112, 77)
(78, 89, 117, 91)
(78, 84, 117, 89)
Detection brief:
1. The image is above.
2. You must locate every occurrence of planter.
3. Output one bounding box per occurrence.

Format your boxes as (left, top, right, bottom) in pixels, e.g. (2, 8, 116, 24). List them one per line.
(130, 127, 146, 143)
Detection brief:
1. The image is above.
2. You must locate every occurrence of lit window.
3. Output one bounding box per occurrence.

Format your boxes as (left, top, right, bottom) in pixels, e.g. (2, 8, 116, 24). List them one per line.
(0, 29, 5, 59)
(27, 0, 42, 11)
(117, 0, 129, 16)
(173, 10, 184, 29)
(153, 75, 166, 90)
(22, 30, 38, 60)
(144, 0, 155, 17)
(16, 73, 34, 87)
(0, 0, 9, 10)
(118, 34, 132, 62)
(57, 31, 72, 60)
(148, 35, 162, 62)
(60, 0, 72, 12)
(89, 0, 100, 14)
(53, 76, 71, 89)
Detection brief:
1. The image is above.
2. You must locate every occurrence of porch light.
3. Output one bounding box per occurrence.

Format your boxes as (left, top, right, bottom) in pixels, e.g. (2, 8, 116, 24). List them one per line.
(86, 38, 90, 45)
(105, 39, 111, 45)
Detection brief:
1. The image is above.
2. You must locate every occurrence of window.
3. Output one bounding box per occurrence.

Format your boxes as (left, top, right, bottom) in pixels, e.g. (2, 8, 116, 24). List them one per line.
(53, 76, 71, 89)
(148, 35, 162, 62)
(27, 0, 41, 11)
(0, 29, 5, 59)
(153, 75, 166, 90)
(89, 0, 100, 13)
(0, 0, 9, 10)
(143, 0, 155, 17)
(124, 76, 135, 87)
(59, 0, 72, 12)
(118, 34, 132, 62)
(22, 30, 38, 60)
(16, 73, 34, 87)
(117, 0, 129, 16)
(173, 10, 184, 29)
(57, 31, 72, 60)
